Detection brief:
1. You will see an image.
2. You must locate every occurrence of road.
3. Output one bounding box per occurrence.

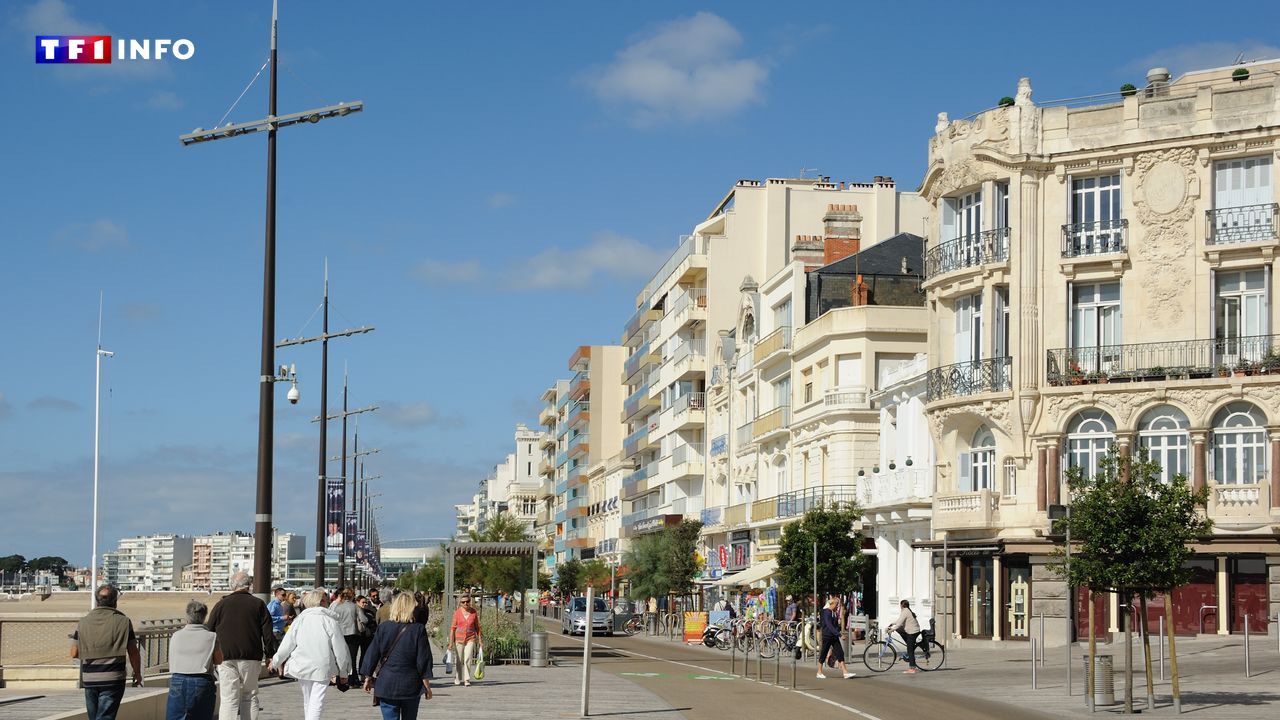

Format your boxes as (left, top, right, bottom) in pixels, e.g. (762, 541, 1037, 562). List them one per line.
(539, 619, 1059, 720)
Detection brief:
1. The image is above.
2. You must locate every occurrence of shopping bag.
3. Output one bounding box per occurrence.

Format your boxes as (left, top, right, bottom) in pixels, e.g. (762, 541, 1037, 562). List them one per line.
(443, 648, 454, 675)
(472, 646, 486, 680)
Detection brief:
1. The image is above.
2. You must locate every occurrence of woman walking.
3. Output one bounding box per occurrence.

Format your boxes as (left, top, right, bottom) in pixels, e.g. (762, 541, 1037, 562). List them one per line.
(165, 599, 222, 720)
(448, 594, 482, 686)
(269, 589, 351, 720)
(332, 588, 365, 683)
(361, 593, 433, 719)
(816, 595, 855, 679)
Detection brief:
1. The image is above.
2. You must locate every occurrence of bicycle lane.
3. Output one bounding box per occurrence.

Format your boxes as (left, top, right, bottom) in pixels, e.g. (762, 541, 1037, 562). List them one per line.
(539, 619, 1058, 720)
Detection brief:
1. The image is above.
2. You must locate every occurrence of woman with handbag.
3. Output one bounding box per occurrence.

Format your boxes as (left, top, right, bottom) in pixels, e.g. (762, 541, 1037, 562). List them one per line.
(362, 593, 433, 720)
(448, 594, 482, 687)
(268, 589, 351, 720)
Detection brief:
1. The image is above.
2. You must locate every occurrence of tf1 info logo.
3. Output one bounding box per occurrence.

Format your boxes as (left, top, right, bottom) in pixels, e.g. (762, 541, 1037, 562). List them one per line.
(36, 36, 195, 64)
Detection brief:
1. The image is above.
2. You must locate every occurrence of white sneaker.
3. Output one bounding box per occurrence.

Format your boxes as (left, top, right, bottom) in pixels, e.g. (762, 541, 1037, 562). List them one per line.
(843, 672, 856, 678)
(815, 673, 827, 679)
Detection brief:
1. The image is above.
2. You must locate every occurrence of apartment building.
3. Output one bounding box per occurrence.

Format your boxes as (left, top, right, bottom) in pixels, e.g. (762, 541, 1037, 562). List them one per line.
(108, 534, 194, 591)
(536, 380, 568, 575)
(622, 178, 928, 559)
(188, 531, 305, 590)
(586, 453, 629, 566)
(922, 62, 1280, 644)
(554, 345, 626, 566)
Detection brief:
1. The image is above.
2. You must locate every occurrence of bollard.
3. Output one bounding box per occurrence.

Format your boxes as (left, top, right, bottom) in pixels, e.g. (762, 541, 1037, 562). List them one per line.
(757, 643, 763, 681)
(1159, 615, 1165, 682)
(775, 645, 780, 686)
(1244, 614, 1250, 679)
(1039, 612, 1045, 668)
(581, 587, 594, 718)
(731, 636, 737, 676)
(1032, 638, 1038, 689)
(792, 649, 797, 688)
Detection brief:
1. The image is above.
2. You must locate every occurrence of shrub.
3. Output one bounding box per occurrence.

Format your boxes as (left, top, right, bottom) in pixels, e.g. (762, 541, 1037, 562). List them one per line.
(1120, 83, 1137, 97)
(1233, 67, 1250, 81)
(998, 96, 1015, 107)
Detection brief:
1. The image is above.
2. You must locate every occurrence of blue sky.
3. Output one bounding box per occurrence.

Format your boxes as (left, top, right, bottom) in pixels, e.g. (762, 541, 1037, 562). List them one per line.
(3, 0, 1278, 565)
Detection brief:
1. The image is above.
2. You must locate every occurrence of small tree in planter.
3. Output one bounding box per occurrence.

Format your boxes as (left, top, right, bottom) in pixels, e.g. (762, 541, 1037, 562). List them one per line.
(998, 96, 1015, 108)
(1233, 67, 1250, 81)
(1120, 83, 1138, 97)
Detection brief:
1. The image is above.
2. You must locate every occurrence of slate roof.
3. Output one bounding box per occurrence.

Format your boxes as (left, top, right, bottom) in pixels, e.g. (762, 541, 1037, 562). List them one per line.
(817, 232, 924, 277)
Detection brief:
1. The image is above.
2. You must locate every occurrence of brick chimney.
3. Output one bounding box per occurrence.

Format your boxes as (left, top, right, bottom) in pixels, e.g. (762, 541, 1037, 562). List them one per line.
(791, 234, 825, 271)
(823, 203, 863, 264)
(851, 274, 869, 306)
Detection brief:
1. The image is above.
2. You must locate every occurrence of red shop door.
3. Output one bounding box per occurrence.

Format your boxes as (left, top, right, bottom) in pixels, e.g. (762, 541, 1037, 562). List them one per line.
(1169, 557, 1216, 636)
(1075, 587, 1110, 643)
(1128, 592, 1166, 636)
(1230, 557, 1268, 633)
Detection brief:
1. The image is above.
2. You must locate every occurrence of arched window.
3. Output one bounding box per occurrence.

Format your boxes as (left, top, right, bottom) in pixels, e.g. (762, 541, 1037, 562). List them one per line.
(1067, 409, 1115, 480)
(1138, 406, 1190, 483)
(959, 425, 996, 492)
(1212, 403, 1268, 485)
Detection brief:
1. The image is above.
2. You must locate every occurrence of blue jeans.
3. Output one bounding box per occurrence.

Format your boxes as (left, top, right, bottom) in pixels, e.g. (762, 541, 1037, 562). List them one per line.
(84, 684, 125, 720)
(378, 695, 421, 720)
(166, 673, 216, 720)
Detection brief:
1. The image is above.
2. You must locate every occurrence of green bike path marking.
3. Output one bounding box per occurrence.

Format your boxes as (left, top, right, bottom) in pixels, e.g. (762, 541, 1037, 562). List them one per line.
(618, 671, 666, 677)
(689, 674, 734, 680)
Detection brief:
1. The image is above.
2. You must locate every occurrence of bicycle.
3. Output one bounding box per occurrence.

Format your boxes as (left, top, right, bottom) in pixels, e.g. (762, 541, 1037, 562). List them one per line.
(622, 613, 644, 636)
(861, 625, 945, 672)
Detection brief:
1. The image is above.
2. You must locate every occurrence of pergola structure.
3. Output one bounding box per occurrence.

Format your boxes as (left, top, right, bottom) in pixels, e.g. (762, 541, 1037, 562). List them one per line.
(442, 541, 539, 634)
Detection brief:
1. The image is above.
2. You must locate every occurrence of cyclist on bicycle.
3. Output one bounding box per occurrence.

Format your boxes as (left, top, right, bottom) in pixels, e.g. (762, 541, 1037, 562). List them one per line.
(816, 595, 855, 679)
(783, 595, 797, 622)
(886, 599, 922, 674)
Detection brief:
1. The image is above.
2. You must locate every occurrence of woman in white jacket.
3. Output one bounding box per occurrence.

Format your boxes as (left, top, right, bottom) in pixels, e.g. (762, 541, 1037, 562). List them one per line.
(269, 589, 352, 720)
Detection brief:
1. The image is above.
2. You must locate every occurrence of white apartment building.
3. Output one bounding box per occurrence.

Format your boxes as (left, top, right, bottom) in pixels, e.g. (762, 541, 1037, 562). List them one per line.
(108, 534, 194, 591)
(536, 380, 569, 575)
(586, 453, 629, 567)
(189, 531, 304, 591)
(922, 62, 1280, 644)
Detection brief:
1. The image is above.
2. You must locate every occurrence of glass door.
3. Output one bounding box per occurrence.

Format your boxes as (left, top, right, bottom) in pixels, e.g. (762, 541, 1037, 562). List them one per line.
(957, 190, 982, 265)
(1214, 157, 1274, 243)
(1072, 283, 1121, 373)
(965, 558, 995, 638)
(1004, 562, 1032, 639)
(955, 294, 982, 366)
(1070, 175, 1122, 254)
(1216, 270, 1268, 363)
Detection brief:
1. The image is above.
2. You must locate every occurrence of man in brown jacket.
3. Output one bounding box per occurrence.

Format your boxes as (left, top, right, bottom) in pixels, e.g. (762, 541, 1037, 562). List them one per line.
(206, 572, 277, 720)
(71, 585, 142, 720)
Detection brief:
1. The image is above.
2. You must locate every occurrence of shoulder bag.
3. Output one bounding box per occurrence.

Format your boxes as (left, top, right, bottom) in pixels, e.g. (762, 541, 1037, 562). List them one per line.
(368, 624, 411, 706)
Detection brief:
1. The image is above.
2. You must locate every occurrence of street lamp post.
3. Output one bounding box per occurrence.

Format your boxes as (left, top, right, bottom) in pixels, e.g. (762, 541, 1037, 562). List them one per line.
(90, 295, 113, 608)
(276, 261, 373, 587)
(179, 0, 362, 597)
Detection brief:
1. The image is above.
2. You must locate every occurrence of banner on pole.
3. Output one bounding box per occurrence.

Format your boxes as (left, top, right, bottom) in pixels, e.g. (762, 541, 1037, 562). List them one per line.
(345, 511, 358, 558)
(325, 478, 344, 552)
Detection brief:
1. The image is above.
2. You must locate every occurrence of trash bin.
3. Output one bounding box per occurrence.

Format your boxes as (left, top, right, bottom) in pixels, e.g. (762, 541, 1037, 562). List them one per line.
(1081, 654, 1115, 706)
(530, 631, 549, 668)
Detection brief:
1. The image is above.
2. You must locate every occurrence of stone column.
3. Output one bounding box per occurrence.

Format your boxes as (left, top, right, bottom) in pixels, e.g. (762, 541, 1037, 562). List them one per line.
(1018, 173, 1042, 435)
(1192, 432, 1208, 493)
(1046, 444, 1060, 508)
(1270, 438, 1280, 510)
(1118, 440, 1131, 483)
(1217, 555, 1229, 635)
(993, 554, 1003, 641)
(1037, 447, 1048, 511)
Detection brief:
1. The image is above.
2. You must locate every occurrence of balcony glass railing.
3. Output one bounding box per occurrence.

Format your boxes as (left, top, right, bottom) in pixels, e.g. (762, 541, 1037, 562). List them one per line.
(639, 234, 707, 304)
(624, 341, 653, 381)
(672, 391, 706, 416)
(623, 507, 658, 527)
(568, 432, 589, 456)
(672, 338, 707, 365)
(671, 287, 708, 317)
(925, 228, 1010, 277)
(623, 424, 650, 458)
(754, 327, 791, 365)
(1062, 219, 1127, 257)
(927, 357, 1012, 401)
(735, 421, 754, 447)
(622, 464, 654, 498)
(555, 450, 568, 467)
(1046, 333, 1280, 384)
(736, 345, 755, 376)
(624, 303, 659, 343)
(673, 442, 705, 468)
(752, 405, 791, 439)
(568, 401, 590, 428)
(623, 383, 651, 420)
(1206, 203, 1278, 245)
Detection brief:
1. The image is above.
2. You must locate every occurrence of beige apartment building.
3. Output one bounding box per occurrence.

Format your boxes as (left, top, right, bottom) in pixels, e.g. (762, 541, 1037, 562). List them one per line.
(922, 61, 1280, 644)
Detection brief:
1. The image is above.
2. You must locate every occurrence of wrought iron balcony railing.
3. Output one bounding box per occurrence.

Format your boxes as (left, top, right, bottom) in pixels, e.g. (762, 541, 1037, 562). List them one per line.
(926, 356, 1012, 402)
(1062, 219, 1127, 258)
(1206, 203, 1278, 246)
(1046, 333, 1280, 385)
(925, 227, 1010, 277)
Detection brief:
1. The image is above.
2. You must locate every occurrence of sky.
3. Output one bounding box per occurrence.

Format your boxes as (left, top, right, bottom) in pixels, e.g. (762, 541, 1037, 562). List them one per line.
(3, 0, 1279, 566)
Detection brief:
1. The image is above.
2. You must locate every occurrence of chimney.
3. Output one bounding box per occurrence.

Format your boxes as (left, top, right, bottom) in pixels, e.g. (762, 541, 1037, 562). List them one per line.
(823, 203, 863, 265)
(1145, 67, 1170, 97)
(791, 233, 825, 270)
(851, 274, 869, 306)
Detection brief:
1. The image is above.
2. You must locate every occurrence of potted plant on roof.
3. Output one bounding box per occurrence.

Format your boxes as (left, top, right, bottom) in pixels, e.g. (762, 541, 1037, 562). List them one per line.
(1086, 370, 1106, 385)
(1216, 363, 1230, 378)
(1067, 360, 1086, 385)
(1145, 365, 1166, 382)
(1120, 83, 1138, 97)
(1259, 349, 1280, 375)
(1233, 360, 1253, 377)
(1233, 67, 1250, 82)
(998, 96, 1015, 108)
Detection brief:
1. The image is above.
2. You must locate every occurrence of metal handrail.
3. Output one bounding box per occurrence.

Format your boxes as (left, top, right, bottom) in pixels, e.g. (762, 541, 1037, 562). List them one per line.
(926, 356, 1012, 401)
(1046, 333, 1280, 383)
(1206, 203, 1278, 245)
(1062, 219, 1127, 258)
(1200, 605, 1218, 635)
(925, 227, 1010, 277)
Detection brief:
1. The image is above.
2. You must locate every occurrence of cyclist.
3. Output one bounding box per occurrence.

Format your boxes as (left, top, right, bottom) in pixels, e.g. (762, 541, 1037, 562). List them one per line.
(816, 595, 854, 679)
(886, 599, 922, 674)
(783, 595, 797, 622)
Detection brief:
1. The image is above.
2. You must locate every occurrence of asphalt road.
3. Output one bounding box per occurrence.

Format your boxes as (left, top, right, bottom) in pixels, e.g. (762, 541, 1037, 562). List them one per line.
(539, 619, 1059, 720)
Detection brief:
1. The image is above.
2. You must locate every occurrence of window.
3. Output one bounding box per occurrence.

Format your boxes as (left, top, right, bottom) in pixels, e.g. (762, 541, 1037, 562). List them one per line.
(994, 286, 1011, 358)
(1002, 457, 1017, 497)
(1068, 174, 1123, 255)
(955, 293, 983, 365)
(995, 182, 1010, 230)
(773, 375, 791, 410)
(1072, 283, 1121, 372)
(1138, 406, 1189, 484)
(1211, 403, 1267, 485)
(1066, 410, 1116, 480)
(1213, 157, 1274, 243)
(774, 456, 789, 493)
(943, 190, 984, 265)
(1215, 269, 1269, 363)
(959, 425, 996, 492)
(803, 382, 813, 404)
(773, 298, 792, 333)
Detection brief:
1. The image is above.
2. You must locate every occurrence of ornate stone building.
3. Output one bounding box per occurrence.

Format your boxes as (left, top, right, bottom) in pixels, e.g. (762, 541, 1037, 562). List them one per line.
(922, 61, 1280, 645)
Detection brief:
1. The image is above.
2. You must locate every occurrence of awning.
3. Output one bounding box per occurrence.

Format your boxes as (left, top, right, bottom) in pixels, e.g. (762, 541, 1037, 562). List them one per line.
(712, 559, 777, 587)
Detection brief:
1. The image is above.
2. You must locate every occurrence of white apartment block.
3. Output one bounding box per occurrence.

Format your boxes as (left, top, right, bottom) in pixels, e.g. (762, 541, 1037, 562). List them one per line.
(536, 380, 569, 575)
(922, 62, 1280, 645)
(107, 534, 194, 591)
(188, 530, 304, 591)
(586, 453, 628, 566)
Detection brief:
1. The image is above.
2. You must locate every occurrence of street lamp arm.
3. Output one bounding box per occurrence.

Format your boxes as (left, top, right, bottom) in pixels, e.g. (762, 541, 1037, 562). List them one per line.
(310, 404, 377, 423)
(276, 325, 374, 348)
(330, 448, 380, 461)
(179, 101, 363, 146)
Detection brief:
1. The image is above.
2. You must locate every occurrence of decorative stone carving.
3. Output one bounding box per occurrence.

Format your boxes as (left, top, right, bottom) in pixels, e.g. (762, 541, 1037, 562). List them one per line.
(1165, 388, 1215, 422)
(925, 157, 997, 201)
(926, 401, 1012, 440)
(1132, 148, 1199, 323)
(936, 112, 950, 135)
(976, 108, 1011, 150)
(1015, 77, 1033, 107)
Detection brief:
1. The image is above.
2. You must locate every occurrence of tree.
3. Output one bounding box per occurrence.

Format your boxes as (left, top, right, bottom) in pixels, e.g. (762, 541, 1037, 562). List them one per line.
(622, 533, 665, 601)
(0, 555, 27, 574)
(555, 559, 584, 597)
(455, 514, 534, 594)
(1051, 449, 1211, 715)
(620, 520, 704, 603)
(776, 502, 865, 612)
(665, 520, 704, 597)
(396, 560, 445, 594)
(29, 556, 71, 576)
(582, 559, 612, 593)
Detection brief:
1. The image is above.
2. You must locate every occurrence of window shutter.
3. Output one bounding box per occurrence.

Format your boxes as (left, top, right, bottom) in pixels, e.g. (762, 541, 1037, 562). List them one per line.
(941, 198, 957, 242)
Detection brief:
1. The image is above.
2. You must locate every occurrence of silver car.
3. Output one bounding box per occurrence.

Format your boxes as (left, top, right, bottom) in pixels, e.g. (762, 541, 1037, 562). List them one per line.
(561, 596, 612, 636)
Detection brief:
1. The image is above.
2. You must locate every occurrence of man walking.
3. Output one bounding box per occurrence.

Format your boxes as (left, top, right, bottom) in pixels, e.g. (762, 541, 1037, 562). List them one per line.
(206, 572, 276, 720)
(71, 585, 142, 720)
(266, 585, 287, 641)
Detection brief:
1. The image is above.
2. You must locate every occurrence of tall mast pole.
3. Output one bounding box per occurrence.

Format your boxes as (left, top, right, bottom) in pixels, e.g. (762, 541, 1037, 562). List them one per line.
(91, 293, 112, 607)
(349, 427, 359, 589)
(339, 369, 348, 588)
(252, 0, 280, 597)
(314, 261, 330, 586)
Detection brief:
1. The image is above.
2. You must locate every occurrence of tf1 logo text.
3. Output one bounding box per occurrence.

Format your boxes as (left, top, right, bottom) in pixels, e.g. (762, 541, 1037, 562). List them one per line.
(36, 36, 195, 64)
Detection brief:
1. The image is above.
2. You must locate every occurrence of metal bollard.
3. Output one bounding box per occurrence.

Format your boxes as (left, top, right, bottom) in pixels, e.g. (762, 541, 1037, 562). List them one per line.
(1244, 614, 1251, 678)
(730, 637, 737, 676)
(1066, 617, 1072, 698)
(792, 650, 797, 688)
(1032, 639, 1038, 689)
(757, 643, 763, 681)
(775, 646, 780, 685)
(1039, 611, 1045, 668)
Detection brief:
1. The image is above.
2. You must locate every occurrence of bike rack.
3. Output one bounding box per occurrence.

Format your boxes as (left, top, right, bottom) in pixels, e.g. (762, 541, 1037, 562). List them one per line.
(1200, 605, 1218, 635)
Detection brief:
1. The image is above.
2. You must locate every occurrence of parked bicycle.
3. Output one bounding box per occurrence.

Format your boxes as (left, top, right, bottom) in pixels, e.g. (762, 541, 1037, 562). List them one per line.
(861, 622, 946, 672)
(622, 613, 644, 636)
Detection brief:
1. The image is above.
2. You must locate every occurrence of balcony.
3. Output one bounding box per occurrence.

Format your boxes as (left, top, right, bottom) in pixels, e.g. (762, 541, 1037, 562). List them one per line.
(555, 477, 568, 496)
(933, 490, 998, 531)
(735, 421, 754, 449)
(1209, 483, 1269, 519)
(624, 340, 660, 384)
(670, 495, 704, 518)
(639, 234, 708, 303)
(672, 442, 705, 478)
(624, 304, 662, 345)
(926, 357, 1012, 402)
(736, 345, 755, 376)
(555, 450, 568, 468)
(823, 385, 870, 410)
(566, 463, 587, 488)
(724, 503, 748, 526)
(623, 381, 657, 421)
(700, 506, 724, 527)
(672, 392, 706, 429)
(556, 390, 571, 411)
(670, 339, 706, 379)
(1046, 333, 1280, 385)
(670, 287, 708, 325)
(858, 468, 933, 511)
(566, 496, 588, 518)
(554, 507, 566, 524)
(536, 508, 550, 526)
(1062, 219, 1127, 258)
(753, 326, 792, 367)
(554, 537, 565, 554)
(925, 228, 1010, 277)
(568, 401, 590, 429)
(538, 404, 556, 426)
(1207, 203, 1278, 246)
(537, 458, 553, 477)
(566, 537, 592, 550)
(775, 485, 859, 519)
(622, 507, 657, 528)
(752, 405, 791, 442)
(539, 433, 556, 450)
(569, 345, 591, 372)
(569, 370, 590, 401)
(622, 464, 655, 499)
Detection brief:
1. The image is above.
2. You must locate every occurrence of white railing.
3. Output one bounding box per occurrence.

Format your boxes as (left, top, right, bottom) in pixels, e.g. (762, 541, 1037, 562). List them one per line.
(673, 391, 706, 415)
(673, 338, 707, 365)
(1213, 484, 1263, 508)
(673, 442, 705, 467)
(824, 385, 870, 409)
(859, 468, 932, 509)
(937, 492, 984, 513)
(671, 287, 708, 317)
(639, 235, 708, 303)
(736, 345, 754, 376)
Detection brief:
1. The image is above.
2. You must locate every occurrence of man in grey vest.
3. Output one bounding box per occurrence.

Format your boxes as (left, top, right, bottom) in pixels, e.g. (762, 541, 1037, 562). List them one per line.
(71, 585, 142, 720)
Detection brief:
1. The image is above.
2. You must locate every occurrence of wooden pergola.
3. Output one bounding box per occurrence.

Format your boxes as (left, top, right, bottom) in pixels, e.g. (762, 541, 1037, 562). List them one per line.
(442, 541, 539, 634)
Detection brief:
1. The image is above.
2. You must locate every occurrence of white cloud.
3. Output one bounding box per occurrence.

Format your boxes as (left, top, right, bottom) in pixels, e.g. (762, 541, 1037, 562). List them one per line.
(1129, 41, 1280, 78)
(121, 303, 162, 322)
(147, 90, 184, 110)
(486, 192, 517, 209)
(52, 219, 131, 253)
(411, 259, 482, 285)
(28, 396, 81, 412)
(514, 232, 668, 290)
(19, 0, 99, 35)
(584, 12, 768, 126)
(377, 401, 463, 429)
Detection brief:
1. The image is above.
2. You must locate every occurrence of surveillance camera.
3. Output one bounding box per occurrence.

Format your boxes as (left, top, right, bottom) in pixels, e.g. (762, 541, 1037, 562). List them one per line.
(287, 384, 300, 405)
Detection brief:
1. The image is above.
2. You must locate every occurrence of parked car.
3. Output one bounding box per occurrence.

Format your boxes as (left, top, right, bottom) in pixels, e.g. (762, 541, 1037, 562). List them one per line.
(561, 596, 612, 636)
